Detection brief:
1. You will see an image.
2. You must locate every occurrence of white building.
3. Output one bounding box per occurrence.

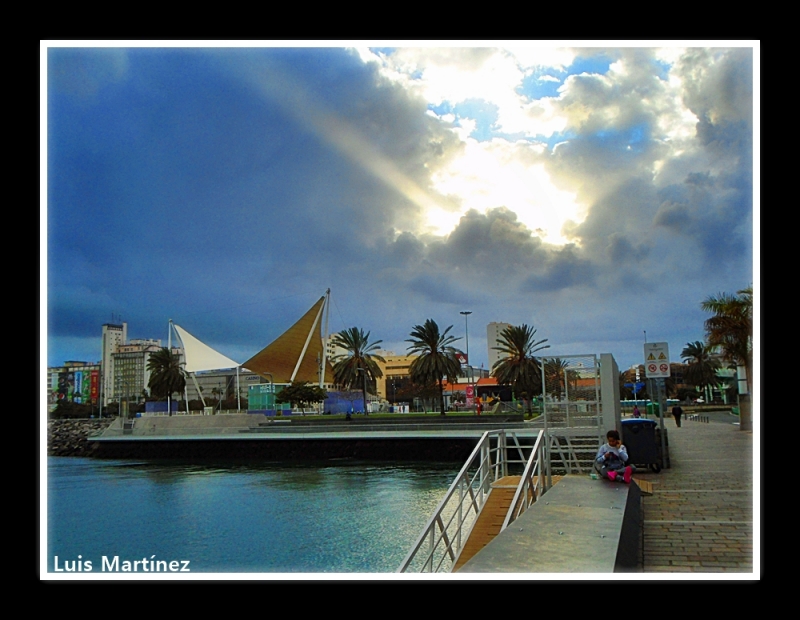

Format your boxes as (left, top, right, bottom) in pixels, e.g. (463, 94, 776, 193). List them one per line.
(487, 322, 512, 371)
(324, 335, 348, 363)
(101, 322, 127, 406)
(112, 341, 172, 406)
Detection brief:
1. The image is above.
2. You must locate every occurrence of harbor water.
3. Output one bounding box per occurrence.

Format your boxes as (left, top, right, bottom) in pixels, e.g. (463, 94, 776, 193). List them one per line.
(46, 457, 459, 574)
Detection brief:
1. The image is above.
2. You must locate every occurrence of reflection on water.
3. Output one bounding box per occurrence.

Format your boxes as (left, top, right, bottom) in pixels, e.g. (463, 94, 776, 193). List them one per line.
(47, 457, 458, 573)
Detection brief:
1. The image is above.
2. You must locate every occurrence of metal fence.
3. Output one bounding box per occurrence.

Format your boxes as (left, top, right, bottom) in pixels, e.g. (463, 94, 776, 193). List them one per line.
(535, 354, 605, 474)
(398, 429, 546, 573)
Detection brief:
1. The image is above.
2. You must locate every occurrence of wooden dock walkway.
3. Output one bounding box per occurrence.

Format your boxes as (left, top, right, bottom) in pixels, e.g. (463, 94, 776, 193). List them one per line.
(453, 475, 563, 572)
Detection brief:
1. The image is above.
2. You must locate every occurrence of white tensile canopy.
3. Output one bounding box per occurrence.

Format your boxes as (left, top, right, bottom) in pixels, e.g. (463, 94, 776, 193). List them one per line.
(171, 322, 241, 411)
(173, 324, 239, 372)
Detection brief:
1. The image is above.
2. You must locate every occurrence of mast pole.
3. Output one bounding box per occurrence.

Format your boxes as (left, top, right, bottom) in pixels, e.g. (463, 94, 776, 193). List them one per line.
(168, 319, 172, 416)
(321, 288, 331, 389)
(236, 366, 241, 412)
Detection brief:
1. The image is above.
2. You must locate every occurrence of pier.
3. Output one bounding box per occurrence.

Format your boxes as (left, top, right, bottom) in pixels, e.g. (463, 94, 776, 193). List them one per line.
(398, 412, 754, 574)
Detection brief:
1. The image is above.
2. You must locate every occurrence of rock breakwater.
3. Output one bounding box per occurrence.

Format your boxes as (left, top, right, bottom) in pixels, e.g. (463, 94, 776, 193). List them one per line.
(48, 418, 115, 457)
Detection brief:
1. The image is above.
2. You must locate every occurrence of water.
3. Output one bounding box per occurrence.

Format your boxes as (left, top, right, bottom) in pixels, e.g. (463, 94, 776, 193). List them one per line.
(46, 457, 459, 574)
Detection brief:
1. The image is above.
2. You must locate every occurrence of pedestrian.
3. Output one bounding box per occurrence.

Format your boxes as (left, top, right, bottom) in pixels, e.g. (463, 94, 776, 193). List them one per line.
(672, 403, 683, 427)
(633, 405, 641, 418)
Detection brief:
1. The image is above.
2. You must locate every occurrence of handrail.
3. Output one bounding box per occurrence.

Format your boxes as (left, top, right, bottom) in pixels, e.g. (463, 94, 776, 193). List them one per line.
(397, 429, 537, 573)
(501, 429, 547, 531)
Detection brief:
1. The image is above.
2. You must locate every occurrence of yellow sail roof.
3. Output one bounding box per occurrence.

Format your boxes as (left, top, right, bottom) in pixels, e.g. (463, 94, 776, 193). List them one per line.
(242, 295, 334, 384)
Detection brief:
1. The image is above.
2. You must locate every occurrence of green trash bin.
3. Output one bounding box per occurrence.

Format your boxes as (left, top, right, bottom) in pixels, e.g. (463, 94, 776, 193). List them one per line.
(646, 402, 659, 417)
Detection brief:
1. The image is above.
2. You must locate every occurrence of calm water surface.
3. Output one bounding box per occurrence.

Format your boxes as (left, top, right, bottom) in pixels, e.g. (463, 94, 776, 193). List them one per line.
(47, 457, 459, 573)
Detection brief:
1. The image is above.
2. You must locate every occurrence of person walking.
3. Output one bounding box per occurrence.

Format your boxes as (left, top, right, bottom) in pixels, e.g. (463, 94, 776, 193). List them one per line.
(671, 403, 683, 427)
(633, 405, 641, 418)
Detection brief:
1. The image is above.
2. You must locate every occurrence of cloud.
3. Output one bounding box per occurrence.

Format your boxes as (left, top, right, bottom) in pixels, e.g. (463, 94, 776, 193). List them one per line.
(45, 45, 755, 374)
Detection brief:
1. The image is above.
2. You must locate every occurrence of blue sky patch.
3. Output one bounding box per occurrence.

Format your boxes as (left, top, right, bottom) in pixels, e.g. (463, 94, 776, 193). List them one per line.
(567, 53, 613, 77)
(653, 58, 671, 81)
(428, 102, 453, 116)
(518, 71, 563, 100)
(452, 98, 500, 141)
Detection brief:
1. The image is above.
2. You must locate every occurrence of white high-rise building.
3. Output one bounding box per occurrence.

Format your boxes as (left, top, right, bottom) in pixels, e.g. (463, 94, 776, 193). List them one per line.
(324, 335, 348, 362)
(487, 322, 512, 371)
(101, 322, 127, 406)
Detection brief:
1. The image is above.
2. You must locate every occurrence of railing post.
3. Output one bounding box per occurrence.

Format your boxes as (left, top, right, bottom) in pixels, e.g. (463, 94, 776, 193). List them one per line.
(502, 431, 508, 478)
(545, 432, 552, 488)
(457, 477, 463, 553)
(426, 527, 434, 572)
(481, 439, 490, 496)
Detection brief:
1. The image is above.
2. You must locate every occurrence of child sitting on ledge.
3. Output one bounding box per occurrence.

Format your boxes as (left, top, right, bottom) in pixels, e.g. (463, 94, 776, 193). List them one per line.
(594, 429, 634, 484)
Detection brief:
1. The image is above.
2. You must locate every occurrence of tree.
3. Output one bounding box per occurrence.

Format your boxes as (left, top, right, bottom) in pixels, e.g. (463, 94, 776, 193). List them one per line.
(146, 348, 186, 414)
(681, 341, 721, 401)
(395, 378, 440, 411)
(701, 286, 753, 393)
(331, 327, 385, 414)
(491, 324, 550, 413)
(544, 358, 570, 401)
(619, 371, 634, 400)
(406, 319, 462, 416)
(276, 381, 328, 415)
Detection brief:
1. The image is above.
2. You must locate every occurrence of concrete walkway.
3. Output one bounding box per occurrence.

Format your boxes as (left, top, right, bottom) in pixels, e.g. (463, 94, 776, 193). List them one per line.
(632, 414, 757, 575)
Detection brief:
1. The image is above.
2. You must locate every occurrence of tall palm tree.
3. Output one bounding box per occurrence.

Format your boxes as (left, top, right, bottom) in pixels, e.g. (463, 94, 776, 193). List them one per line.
(331, 327, 385, 414)
(701, 286, 753, 393)
(544, 357, 570, 401)
(491, 324, 550, 413)
(681, 341, 721, 402)
(406, 319, 462, 416)
(146, 348, 186, 414)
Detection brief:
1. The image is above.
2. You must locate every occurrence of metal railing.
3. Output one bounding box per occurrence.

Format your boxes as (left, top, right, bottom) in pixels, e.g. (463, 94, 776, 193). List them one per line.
(397, 429, 545, 573)
(501, 430, 549, 530)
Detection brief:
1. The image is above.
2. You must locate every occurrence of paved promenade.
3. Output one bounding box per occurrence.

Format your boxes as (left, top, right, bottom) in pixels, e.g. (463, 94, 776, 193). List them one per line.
(632, 413, 757, 575)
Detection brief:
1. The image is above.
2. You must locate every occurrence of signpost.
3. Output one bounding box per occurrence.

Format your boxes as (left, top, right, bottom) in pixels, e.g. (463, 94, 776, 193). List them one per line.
(643, 342, 670, 469)
(644, 342, 670, 378)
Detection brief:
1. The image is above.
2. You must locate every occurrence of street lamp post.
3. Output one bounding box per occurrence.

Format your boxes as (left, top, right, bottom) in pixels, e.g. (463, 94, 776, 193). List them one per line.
(460, 311, 473, 411)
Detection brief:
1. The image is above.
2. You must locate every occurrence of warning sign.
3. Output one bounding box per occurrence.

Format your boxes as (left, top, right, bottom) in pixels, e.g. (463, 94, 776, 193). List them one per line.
(644, 342, 670, 378)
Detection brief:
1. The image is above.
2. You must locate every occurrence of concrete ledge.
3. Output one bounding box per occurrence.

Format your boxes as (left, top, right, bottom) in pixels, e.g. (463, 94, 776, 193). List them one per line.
(457, 476, 640, 573)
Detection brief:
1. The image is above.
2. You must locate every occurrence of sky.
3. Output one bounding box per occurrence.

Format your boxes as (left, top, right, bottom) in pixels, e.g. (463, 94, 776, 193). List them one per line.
(42, 41, 758, 375)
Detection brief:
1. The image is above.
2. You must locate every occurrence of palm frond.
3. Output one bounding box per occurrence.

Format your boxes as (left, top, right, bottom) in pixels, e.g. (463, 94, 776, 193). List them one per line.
(490, 324, 550, 412)
(406, 319, 462, 415)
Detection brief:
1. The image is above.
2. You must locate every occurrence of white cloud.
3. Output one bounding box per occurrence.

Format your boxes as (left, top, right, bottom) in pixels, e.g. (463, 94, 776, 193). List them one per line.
(429, 138, 585, 244)
(374, 47, 573, 137)
(505, 46, 576, 70)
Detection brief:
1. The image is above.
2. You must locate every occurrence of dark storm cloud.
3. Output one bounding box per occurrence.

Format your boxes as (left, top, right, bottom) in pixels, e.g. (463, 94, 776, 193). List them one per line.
(606, 232, 649, 264)
(371, 208, 596, 304)
(655, 168, 752, 269)
(654, 200, 691, 232)
(519, 244, 595, 292)
(47, 47, 464, 360)
(431, 208, 543, 268)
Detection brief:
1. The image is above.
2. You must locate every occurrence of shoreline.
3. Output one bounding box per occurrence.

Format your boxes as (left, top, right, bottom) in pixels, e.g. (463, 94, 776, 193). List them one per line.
(47, 418, 115, 457)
